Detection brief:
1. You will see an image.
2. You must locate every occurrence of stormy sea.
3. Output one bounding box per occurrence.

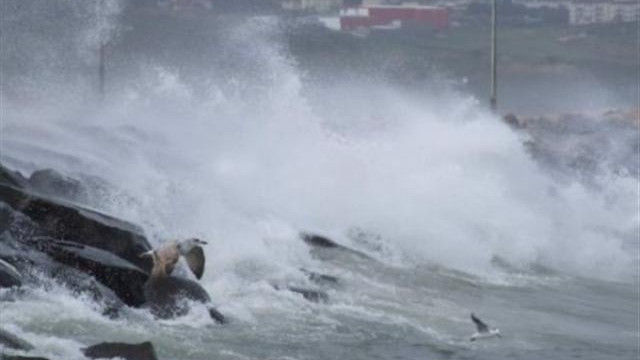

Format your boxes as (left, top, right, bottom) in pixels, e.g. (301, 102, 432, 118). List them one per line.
(0, 2, 638, 360)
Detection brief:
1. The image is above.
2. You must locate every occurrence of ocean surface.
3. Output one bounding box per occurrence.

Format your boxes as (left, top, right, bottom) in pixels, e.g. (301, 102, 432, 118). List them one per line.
(1, 2, 638, 359)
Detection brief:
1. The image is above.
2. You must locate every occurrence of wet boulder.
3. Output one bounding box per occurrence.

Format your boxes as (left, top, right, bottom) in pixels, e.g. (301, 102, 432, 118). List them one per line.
(286, 286, 329, 303)
(143, 275, 225, 323)
(0, 164, 220, 321)
(301, 232, 372, 260)
(0, 328, 34, 351)
(300, 233, 341, 248)
(39, 238, 149, 307)
(0, 194, 217, 321)
(28, 169, 88, 204)
(272, 283, 329, 304)
(512, 111, 639, 181)
(300, 268, 339, 286)
(82, 341, 158, 360)
(0, 183, 152, 271)
(0, 232, 127, 316)
(1, 355, 50, 360)
(0, 165, 28, 189)
(0, 259, 21, 288)
(502, 113, 526, 129)
(208, 307, 226, 324)
(1, 194, 140, 310)
(48, 264, 127, 318)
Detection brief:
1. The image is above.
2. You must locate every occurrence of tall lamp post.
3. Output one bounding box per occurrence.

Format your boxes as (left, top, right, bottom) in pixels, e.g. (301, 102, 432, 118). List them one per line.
(99, 40, 105, 98)
(490, 0, 497, 111)
(97, 0, 106, 100)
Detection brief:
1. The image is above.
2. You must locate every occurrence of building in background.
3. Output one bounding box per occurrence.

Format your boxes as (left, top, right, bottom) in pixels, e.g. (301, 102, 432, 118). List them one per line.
(567, 0, 639, 24)
(340, 4, 449, 30)
(281, 0, 343, 12)
(612, 0, 640, 22)
(513, 0, 566, 9)
(157, 0, 213, 11)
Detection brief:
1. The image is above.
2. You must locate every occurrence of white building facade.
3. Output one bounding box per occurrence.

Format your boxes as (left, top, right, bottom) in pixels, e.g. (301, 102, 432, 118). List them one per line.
(281, 0, 343, 12)
(567, 1, 639, 25)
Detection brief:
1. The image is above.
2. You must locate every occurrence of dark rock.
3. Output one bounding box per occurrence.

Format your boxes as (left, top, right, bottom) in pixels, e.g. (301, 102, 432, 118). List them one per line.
(0, 231, 52, 285)
(0, 202, 46, 244)
(0, 203, 11, 230)
(208, 307, 226, 324)
(301, 232, 373, 260)
(300, 268, 339, 285)
(0, 183, 152, 271)
(0, 286, 26, 303)
(0, 165, 219, 320)
(287, 286, 329, 303)
(0, 232, 127, 316)
(0, 165, 28, 189)
(28, 169, 88, 204)
(1, 201, 131, 312)
(0, 259, 21, 288)
(1, 355, 50, 360)
(82, 341, 158, 360)
(0, 328, 34, 351)
(273, 283, 329, 303)
(0, 202, 212, 319)
(143, 276, 211, 319)
(300, 233, 340, 248)
(40, 238, 149, 307)
(55, 269, 126, 318)
(515, 112, 639, 181)
(502, 113, 526, 129)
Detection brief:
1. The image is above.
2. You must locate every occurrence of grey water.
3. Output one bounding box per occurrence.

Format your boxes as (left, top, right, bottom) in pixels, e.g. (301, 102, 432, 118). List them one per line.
(1, 246, 638, 360)
(1, 1, 638, 360)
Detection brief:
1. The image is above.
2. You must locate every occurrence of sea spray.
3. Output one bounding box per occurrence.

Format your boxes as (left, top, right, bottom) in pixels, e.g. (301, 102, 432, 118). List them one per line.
(1, 6, 636, 284)
(1, 4, 638, 360)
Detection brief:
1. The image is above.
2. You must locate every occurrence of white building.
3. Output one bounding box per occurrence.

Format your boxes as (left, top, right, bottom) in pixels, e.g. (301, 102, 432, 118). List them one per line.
(567, 0, 639, 25)
(610, 1, 640, 22)
(513, 0, 568, 9)
(158, 0, 213, 10)
(281, 0, 343, 12)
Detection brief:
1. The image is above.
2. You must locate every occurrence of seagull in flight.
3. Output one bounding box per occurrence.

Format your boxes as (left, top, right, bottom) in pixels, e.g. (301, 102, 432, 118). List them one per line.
(140, 238, 208, 280)
(470, 313, 501, 341)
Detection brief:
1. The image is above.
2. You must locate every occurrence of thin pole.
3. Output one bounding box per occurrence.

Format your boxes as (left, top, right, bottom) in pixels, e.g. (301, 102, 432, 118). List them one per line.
(99, 41, 105, 98)
(98, 0, 105, 100)
(490, 0, 497, 111)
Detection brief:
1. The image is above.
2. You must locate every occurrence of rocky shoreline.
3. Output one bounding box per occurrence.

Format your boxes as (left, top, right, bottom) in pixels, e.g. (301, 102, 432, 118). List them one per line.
(0, 163, 339, 359)
(1, 108, 636, 359)
(0, 164, 225, 359)
(502, 109, 639, 182)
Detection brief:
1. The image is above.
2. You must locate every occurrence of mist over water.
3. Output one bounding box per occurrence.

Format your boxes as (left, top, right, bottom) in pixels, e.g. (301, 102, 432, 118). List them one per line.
(1, 2, 638, 359)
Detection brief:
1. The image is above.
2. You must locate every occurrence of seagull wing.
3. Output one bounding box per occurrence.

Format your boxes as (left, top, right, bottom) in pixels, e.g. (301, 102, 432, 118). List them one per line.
(184, 245, 206, 280)
(471, 313, 489, 333)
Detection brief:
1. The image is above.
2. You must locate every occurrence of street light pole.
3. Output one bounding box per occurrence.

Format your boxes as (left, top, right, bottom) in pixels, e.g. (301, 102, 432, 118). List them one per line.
(490, 0, 497, 111)
(97, 0, 106, 100)
(99, 41, 105, 98)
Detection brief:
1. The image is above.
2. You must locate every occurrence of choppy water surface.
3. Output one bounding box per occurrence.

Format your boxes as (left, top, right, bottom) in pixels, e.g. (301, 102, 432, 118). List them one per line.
(1, 249, 637, 360)
(1, 2, 638, 359)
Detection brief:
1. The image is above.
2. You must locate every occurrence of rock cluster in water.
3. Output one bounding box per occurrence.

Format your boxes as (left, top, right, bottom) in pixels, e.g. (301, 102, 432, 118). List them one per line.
(82, 342, 158, 360)
(502, 109, 639, 182)
(0, 163, 343, 359)
(0, 163, 224, 358)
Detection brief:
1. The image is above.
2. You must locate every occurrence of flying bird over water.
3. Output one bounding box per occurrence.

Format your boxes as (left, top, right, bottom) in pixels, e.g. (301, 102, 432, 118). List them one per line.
(470, 313, 501, 341)
(140, 238, 208, 280)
